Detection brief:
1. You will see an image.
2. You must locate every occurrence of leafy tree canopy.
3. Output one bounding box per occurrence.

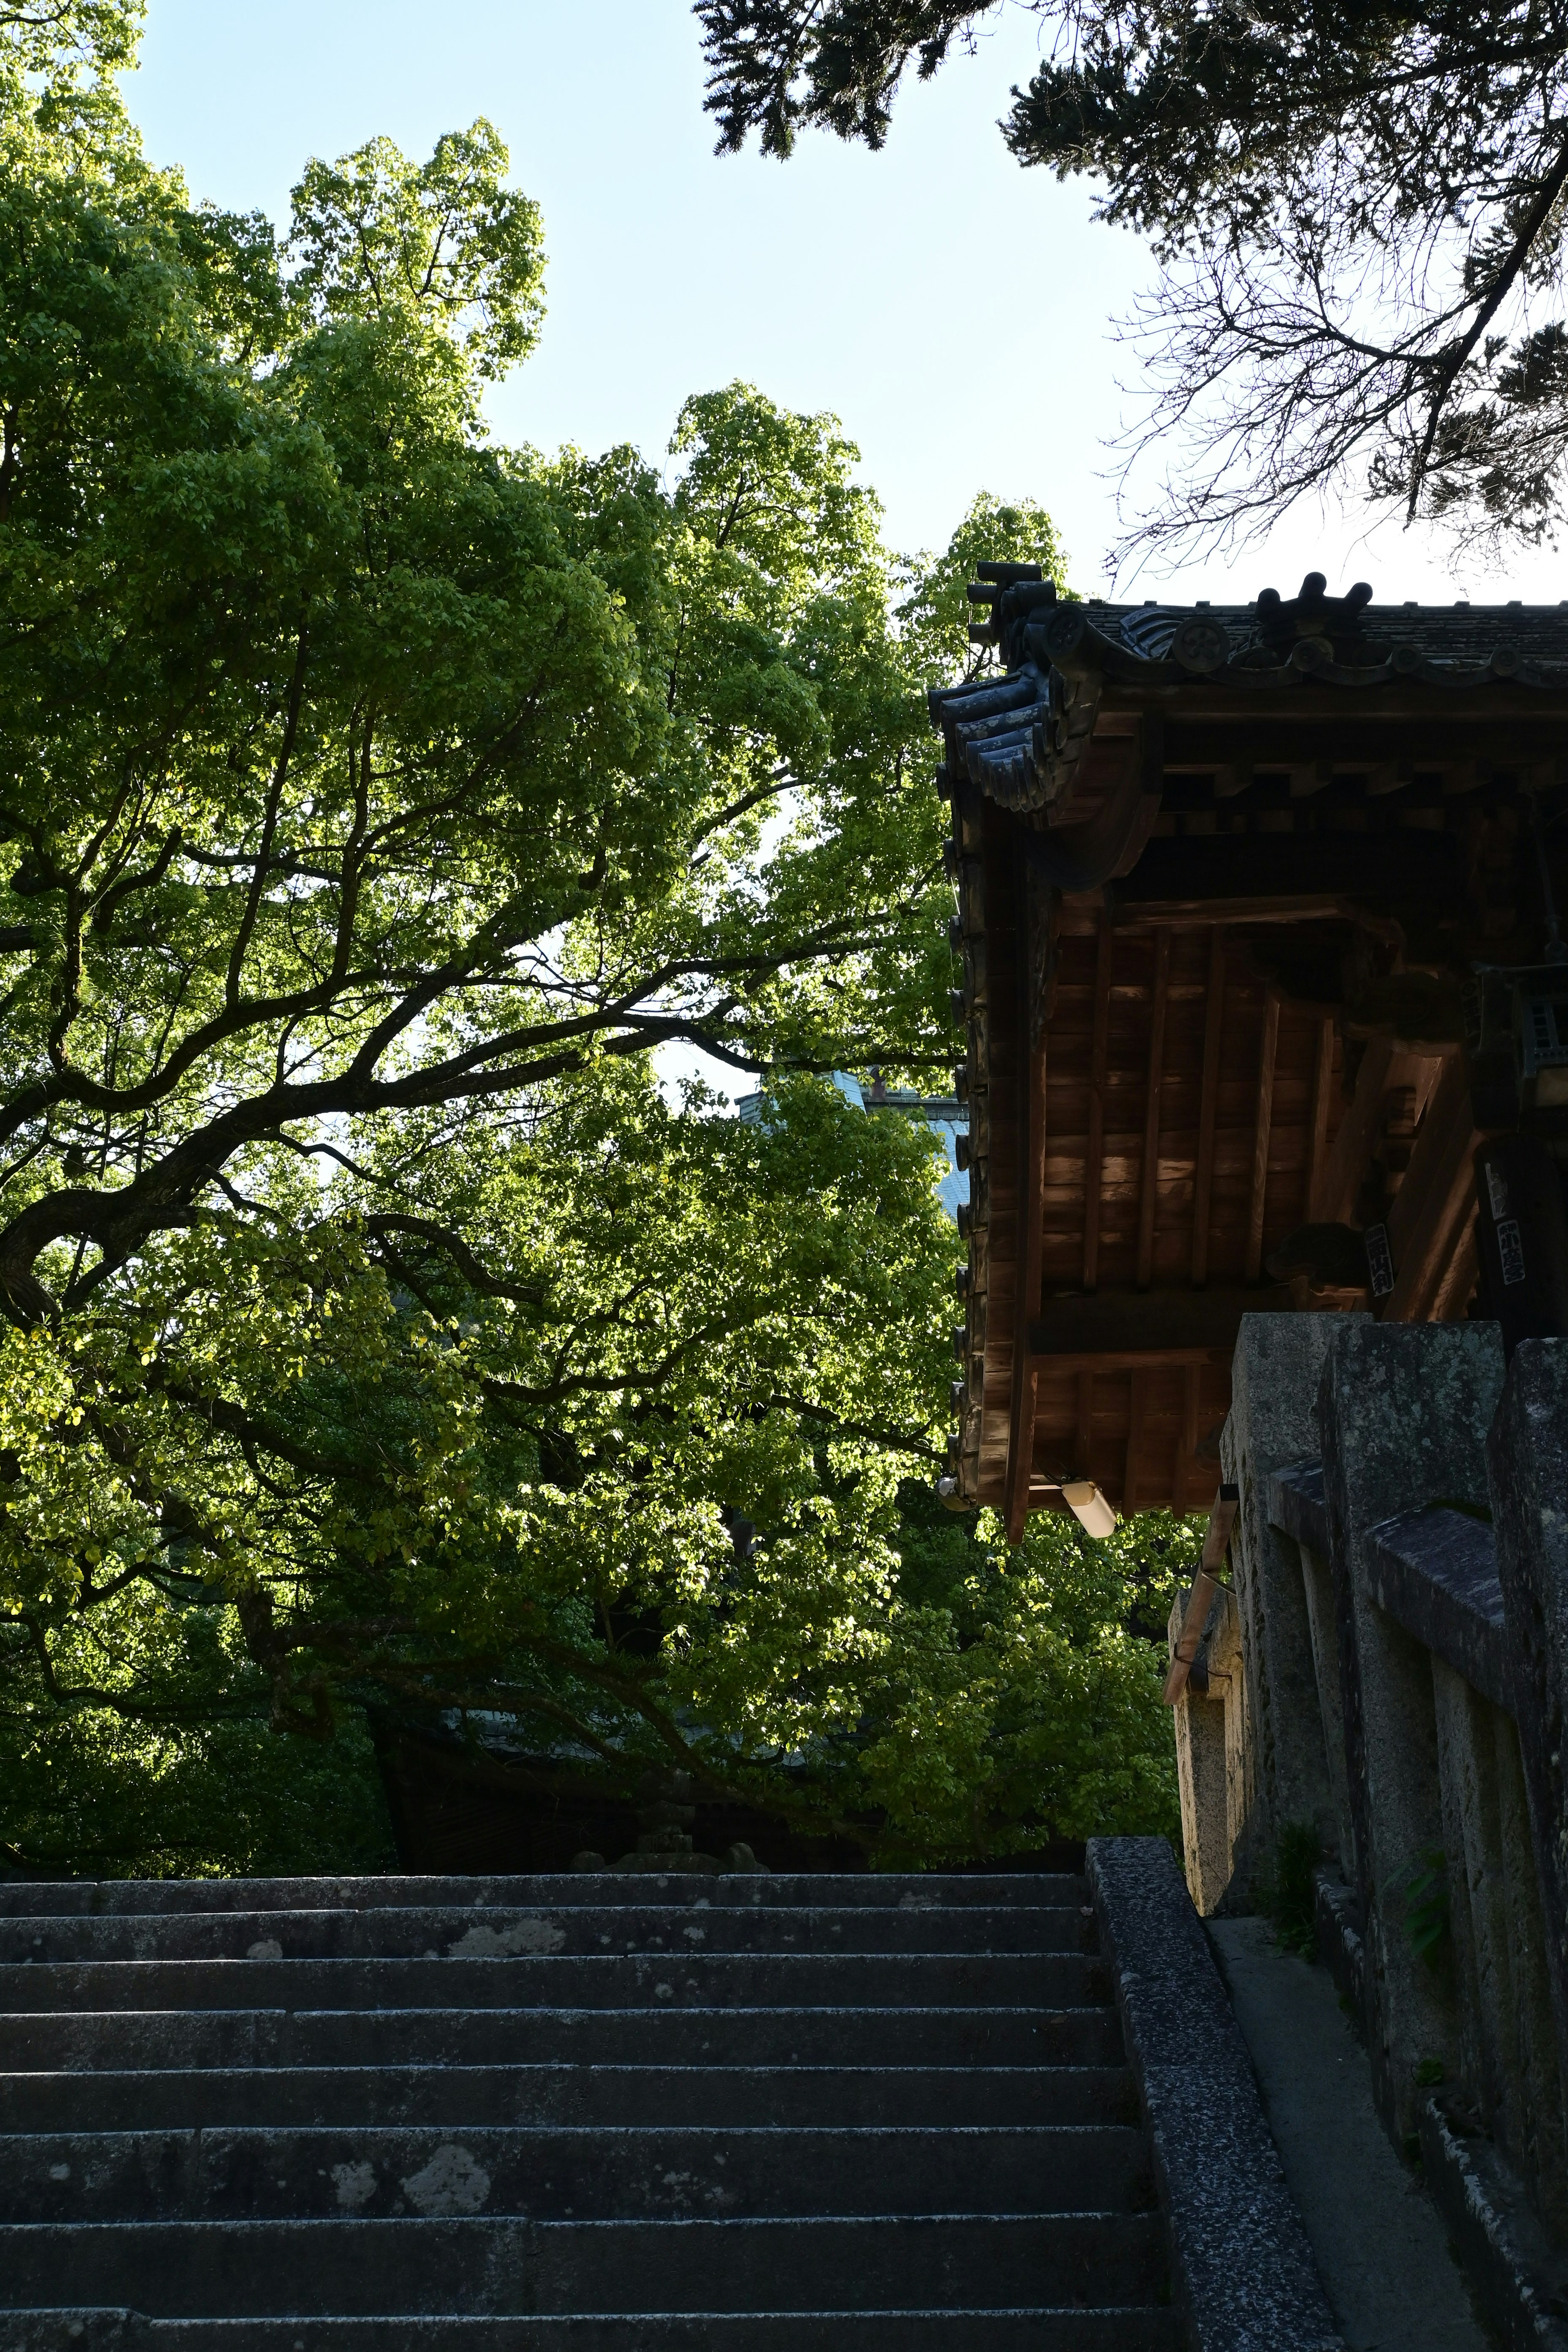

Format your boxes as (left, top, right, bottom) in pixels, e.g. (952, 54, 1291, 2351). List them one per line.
(697, 0, 1568, 562)
(0, 0, 1178, 1875)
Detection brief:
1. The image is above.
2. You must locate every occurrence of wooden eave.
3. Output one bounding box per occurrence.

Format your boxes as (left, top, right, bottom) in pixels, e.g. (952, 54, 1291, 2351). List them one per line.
(937, 573, 1568, 1535)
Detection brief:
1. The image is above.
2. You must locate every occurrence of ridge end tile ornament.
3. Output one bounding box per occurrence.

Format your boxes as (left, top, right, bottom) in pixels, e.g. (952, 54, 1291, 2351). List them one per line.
(931, 569, 1568, 1537)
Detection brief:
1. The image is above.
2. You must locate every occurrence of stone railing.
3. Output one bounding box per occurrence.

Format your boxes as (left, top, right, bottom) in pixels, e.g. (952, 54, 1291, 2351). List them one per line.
(1174, 1316, 1568, 2335)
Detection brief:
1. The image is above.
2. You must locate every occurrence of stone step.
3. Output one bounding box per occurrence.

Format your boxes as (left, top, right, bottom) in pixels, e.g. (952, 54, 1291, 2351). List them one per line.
(0, 2005, 1124, 2074)
(0, 1906, 1090, 1965)
(0, 1876, 1085, 1919)
(0, 2124, 1153, 2222)
(0, 1952, 1095, 2016)
(0, 2211, 1170, 2316)
(0, 2062, 1137, 2132)
(0, 1872, 1167, 2340)
(7, 2307, 1185, 2350)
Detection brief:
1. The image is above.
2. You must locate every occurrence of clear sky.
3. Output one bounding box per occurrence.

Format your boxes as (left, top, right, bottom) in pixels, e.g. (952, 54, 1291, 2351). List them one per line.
(125, 0, 1568, 607)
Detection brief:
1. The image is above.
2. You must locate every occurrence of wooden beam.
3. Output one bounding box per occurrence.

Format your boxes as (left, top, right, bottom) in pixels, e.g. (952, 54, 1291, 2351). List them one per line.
(1031, 1285, 1292, 1359)
(1109, 686, 1568, 735)
(1109, 827, 1463, 922)
(1082, 910, 1114, 1292)
(1076, 1368, 1094, 1485)
(1246, 989, 1281, 1282)
(1314, 1033, 1397, 1227)
(1306, 1014, 1336, 1220)
(1192, 927, 1227, 1287)
(1038, 1346, 1234, 1376)
(1137, 930, 1171, 1289)
(1111, 893, 1403, 941)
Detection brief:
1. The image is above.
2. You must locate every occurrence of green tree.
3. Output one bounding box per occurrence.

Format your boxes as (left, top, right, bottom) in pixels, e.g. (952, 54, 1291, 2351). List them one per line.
(286, 123, 545, 378)
(2, 1061, 964, 1871)
(2, 1048, 1186, 1873)
(863, 1489, 1189, 1862)
(0, 0, 1173, 1875)
(697, 0, 1568, 559)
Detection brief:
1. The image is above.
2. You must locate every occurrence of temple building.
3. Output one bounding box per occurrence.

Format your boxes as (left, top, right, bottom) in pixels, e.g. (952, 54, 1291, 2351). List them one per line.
(933, 570, 1568, 1539)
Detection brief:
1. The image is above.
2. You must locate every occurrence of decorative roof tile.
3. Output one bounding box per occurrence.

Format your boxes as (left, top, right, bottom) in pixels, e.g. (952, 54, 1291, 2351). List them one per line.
(933, 571, 1568, 818)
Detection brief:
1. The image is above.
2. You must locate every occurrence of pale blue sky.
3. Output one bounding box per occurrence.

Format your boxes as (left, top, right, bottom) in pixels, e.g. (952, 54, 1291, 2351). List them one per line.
(125, 0, 1568, 604)
(124, 0, 1563, 1110)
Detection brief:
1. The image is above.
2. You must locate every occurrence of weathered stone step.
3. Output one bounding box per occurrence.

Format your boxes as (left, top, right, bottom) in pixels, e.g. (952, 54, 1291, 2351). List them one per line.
(7, 2306, 1185, 2350)
(0, 1875, 1085, 1919)
(0, 2004, 1123, 2074)
(0, 2061, 1136, 2133)
(0, 1905, 1089, 1965)
(0, 2211, 1170, 2317)
(0, 1952, 1094, 2015)
(0, 2123, 1153, 2222)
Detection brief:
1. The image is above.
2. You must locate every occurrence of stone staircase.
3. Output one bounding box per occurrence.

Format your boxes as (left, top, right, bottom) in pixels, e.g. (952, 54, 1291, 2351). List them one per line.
(0, 1869, 1183, 2348)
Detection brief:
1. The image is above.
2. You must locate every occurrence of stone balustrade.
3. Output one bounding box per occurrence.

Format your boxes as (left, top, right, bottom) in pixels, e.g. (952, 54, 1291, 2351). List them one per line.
(1175, 1316, 1568, 2333)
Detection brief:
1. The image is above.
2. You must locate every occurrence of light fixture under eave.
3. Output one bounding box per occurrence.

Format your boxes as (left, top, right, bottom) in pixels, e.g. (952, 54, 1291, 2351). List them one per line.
(1060, 1481, 1117, 1540)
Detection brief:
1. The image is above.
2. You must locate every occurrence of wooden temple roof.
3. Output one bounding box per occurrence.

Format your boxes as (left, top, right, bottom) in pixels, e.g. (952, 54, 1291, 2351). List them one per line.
(934, 571, 1568, 1537)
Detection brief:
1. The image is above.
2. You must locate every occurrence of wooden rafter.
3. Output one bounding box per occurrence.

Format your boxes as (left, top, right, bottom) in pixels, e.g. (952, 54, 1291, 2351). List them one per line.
(1082, 910, 1114, 1292)
(1137, 929, 1171, 1288)
(1032, 1287, 1290, 1357)
(1246, 989, 1281, 1281)
(1192, 928, 1227, 1287)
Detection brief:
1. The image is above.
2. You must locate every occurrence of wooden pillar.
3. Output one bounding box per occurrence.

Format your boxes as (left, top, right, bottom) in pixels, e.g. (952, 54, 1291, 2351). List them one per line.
(1306, 1013, 1336, 1221)
(1137, 930, 1170, 1290)
(1005, 855, 1049, 1546)
(1082, 910, 1114, 1293)
(1192, 927, 1227, 1288)
(1176, 1361, 1201, 1517)
(1124, 1368, 1145, 1515)
(1245, 988, 1281, 1282)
